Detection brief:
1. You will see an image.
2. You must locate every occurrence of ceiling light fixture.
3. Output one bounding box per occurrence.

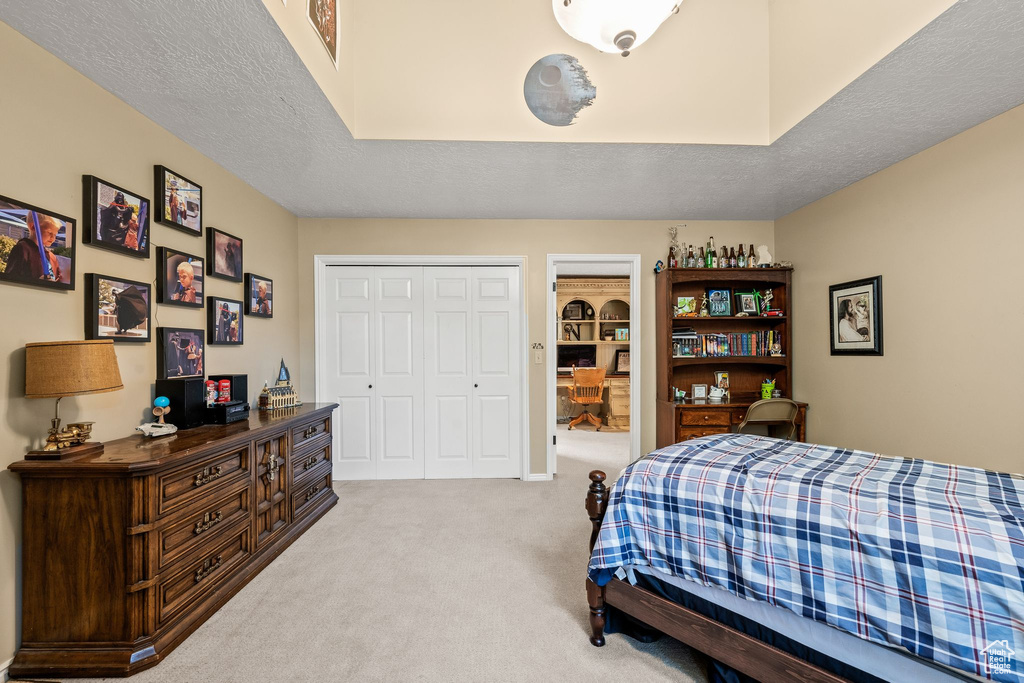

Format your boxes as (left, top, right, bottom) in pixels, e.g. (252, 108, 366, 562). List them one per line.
(553, 0, 681, 57)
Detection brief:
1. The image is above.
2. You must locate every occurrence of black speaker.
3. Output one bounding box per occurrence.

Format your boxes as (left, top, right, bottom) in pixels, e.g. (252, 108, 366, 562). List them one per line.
(155, 378, 207, 430)
(208, 374, 248, 404)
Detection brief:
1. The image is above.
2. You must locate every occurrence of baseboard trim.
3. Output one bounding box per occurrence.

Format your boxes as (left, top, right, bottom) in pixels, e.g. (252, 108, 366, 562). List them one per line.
(2, 655, 13, 681)
(527, 473, 553, 482)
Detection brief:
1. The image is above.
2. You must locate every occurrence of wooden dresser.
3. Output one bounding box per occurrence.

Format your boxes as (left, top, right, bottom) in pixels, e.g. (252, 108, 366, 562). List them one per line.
(7, 403, 338, 679)
(657, 397, 807, 446)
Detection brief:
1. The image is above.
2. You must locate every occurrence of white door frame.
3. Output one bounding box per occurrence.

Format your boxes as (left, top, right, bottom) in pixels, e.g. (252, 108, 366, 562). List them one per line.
(314, 255, 531, 481)
(546, 254, 642, 477)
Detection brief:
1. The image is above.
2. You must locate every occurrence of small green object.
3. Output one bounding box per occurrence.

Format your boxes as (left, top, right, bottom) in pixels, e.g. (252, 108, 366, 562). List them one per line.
(761, 381, 776, 400)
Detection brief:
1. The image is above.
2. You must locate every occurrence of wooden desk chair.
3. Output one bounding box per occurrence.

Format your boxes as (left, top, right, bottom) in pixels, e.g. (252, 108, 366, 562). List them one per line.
(737, 399, 800, 440)
(568, 367, 606, 431)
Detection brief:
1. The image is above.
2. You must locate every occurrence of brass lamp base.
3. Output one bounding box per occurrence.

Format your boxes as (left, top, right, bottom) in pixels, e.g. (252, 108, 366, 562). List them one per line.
(26, 442, 105, 461)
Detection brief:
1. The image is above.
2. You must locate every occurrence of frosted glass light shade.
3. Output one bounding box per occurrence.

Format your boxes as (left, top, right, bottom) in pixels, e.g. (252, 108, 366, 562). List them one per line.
(553, 0, 680, 56)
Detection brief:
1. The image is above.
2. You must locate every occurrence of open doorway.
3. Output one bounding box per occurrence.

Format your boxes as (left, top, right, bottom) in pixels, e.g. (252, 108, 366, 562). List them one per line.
(546, 255, 641, 477)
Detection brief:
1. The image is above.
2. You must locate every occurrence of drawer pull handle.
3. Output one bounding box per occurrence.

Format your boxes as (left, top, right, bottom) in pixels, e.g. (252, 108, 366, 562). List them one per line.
(193, 466, 223, 487)
(193, 511, 223, 536)
(303, 454, 320, 471)
(305, 484, 321, 501)
(303, 425, 319, 439)
(194, 555, 223, 583)
(265, 443, 282, 482)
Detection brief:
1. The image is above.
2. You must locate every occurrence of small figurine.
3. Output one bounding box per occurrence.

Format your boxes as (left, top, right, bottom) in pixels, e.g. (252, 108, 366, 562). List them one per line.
(756, 245, 773, 268)
(137, 396, 178, 438)
(667, 225, 682, 268)
(153, 396, 170, 424)
(761, 288, 774, 316)
(770, 342, 783, 357)
(699, 294, 710, 317)
(259, 360, 302, 411)
(653, 259, 665, 274)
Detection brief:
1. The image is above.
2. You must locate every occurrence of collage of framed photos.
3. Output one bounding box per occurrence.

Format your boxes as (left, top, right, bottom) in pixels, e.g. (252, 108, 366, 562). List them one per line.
(0, 166, 275, 380)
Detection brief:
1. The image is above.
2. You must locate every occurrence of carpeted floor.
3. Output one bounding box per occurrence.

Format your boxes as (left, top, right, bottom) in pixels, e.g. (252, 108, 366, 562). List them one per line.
(63, 425, 706, 682)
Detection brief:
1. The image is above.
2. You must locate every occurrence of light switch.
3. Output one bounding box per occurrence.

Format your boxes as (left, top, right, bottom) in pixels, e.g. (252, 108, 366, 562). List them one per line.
(534, 350, 543, 364)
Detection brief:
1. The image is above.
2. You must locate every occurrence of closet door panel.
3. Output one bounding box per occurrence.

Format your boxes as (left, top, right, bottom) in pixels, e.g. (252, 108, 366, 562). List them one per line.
(374, 267, 424, 479)
(424, 268, 474, 479)
(325, 266, 376, 480)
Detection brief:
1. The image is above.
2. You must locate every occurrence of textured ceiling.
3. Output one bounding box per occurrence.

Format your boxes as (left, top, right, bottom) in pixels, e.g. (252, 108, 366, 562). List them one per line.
(1, 0, 1023, 220)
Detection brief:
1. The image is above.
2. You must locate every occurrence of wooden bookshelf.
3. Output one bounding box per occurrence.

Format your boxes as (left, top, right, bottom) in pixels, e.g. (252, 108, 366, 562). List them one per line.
(656, 267, 796, 447)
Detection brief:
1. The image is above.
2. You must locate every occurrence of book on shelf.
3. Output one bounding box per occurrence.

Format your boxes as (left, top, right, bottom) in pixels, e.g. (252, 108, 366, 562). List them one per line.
(672, 330, 783, 358)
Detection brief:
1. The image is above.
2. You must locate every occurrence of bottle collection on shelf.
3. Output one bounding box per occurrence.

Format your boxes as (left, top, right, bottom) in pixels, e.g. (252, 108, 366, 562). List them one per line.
(668, 236, 763, 270)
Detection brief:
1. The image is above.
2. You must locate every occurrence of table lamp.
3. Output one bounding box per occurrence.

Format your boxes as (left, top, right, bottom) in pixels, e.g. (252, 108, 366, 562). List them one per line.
(24, 339, 124, 460)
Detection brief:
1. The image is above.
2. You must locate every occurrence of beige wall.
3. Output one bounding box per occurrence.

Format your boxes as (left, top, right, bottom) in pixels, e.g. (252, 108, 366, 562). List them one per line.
(768, 0, 955, 141)
(776, 102, 1024, 470)
(296, 220, 774, 475)
(0, 22, 299, 668)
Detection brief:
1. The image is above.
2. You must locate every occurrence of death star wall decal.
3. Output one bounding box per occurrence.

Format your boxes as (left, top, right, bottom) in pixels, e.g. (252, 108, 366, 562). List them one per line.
(523, 54, 596, 126)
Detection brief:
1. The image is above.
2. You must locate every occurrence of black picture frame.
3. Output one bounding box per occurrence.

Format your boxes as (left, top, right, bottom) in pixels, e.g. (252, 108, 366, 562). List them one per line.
(207, 296, 244, 345)
(734, 291, 760, 316)
(82, 175, 151, 258)
(614, 349, 630, 374)
(207, 228, 243, 282)
(86, 274, 152, 343)
(245, 272, 273, 318)
(157, 327, 205, 379)
(0, 193, 77, 291)
(564, 302, 583, 320)
(156, 246, 204, 308)
(154, 165, 203, 236)
(829, 275, 883, 356)
(707, 288, 732, 317)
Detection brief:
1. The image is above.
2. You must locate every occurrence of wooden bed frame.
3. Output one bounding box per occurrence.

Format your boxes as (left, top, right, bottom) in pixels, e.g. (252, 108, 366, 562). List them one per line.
(585, 470, 850, 683)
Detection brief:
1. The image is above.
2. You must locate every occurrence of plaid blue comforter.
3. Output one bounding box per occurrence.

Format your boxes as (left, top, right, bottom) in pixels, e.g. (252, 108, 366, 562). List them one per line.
(588, 434, 1024, 682)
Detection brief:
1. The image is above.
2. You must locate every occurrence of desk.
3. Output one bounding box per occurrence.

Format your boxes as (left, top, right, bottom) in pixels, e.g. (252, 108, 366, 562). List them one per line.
(656, 397, 807, 448)
(557, 373, 630, 429)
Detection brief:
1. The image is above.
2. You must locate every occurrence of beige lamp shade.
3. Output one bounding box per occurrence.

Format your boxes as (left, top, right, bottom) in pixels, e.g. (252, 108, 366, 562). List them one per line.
(25, 340, 124, 398)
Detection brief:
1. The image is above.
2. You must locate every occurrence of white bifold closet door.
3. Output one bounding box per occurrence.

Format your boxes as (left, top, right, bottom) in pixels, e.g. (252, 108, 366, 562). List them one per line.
(423, 267, 521, 479)
(325, 265, 520, 480)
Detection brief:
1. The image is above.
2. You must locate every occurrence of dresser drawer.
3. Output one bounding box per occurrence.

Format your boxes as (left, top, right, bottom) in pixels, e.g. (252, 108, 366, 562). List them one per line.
(677, 427, 730, 442)
(156, 482, 251, 571)
(292, 414, 330, 451)
(292, 440, 331, 484)
(680, 411, 732, 427)
(157, 522, 251, 627)
(157, 445, 250, 517)
(292, 469, 333, 521)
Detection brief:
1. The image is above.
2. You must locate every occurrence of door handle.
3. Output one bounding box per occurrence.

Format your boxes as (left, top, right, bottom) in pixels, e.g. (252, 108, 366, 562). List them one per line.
(368, 384, 373, 389)
(474, 384, 479, 388)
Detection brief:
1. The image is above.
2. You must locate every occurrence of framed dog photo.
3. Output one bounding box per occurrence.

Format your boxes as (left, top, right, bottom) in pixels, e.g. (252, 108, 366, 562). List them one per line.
(208, 296, 244, 345)
(154, 166, 202, 235)
(207, 228, 243, 282)
(829, 276, 883, 356)
(0, 194, 76, 291)
(156, 246, 204, 308)
(157, 327, 204, 379)
(245, 273, 273, 318)
(86, 274, 151, 343)
(82, 176, 150, 258)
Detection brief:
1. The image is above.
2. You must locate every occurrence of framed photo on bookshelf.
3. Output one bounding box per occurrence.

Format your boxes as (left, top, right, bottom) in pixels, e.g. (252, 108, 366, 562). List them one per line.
(734, 291, 760, 316)
(829, 275, 883, 356)
(691, 384, 708, 400)
(614, 349, 630, 374)
(563, 302, 583, 320)
(707, 288, 732, 316)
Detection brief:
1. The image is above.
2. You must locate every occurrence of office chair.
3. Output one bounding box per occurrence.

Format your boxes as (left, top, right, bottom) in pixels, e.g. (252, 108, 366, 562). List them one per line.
(567, 367, 606, 431)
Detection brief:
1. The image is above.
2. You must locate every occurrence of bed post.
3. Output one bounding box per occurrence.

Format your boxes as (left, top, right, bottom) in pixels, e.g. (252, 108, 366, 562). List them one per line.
(586, 470, 608, 647)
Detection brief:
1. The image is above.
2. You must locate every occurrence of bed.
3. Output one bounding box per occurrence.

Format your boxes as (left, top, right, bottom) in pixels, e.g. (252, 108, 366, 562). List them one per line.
(585, 434, 1024, 683)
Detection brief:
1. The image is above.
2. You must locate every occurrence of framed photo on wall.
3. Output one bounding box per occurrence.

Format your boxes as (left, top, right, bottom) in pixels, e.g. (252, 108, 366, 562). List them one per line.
(208, 296, 244, 345)
(245, 272, 273, 317)
(86, 274, 151, 343)
(307, 0, 338, 68)
(157, 327, 204, 379)
(0, 194, 76, 291)
(82, 175, 150, 258)
(207, 228, 243, 282)
(829, 275, 883, 356)
(154, 165, 202, 236)
(157, 246, 204, 307)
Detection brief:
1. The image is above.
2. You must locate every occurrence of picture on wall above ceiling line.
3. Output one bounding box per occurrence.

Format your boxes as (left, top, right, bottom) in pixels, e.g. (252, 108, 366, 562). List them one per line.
(308, 0, 338, 68)
(523, 54, 596, 127)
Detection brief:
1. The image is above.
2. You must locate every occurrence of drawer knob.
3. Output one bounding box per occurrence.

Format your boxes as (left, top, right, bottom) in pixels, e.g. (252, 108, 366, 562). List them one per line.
(305, 484, 322, 501)
(703, 415, 709, 421)
(193, 511, 223, 536)
(303, 425, 320, 439)
(303, 454, 320, 471)
(193, 465, 223, 487)
(194, 555, 223, 583)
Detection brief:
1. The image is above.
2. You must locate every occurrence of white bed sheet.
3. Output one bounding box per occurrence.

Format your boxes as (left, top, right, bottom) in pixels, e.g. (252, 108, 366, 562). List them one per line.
(621, 565, 984, 683)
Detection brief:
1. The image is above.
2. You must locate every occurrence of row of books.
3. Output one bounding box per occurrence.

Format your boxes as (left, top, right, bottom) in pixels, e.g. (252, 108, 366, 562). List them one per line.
(672, 330, 783, 358)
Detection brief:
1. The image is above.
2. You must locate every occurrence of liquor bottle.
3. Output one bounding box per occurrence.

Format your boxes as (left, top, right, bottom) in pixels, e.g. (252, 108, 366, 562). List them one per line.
(719, 246, 729, 269)
(668, 246, 677, 268)
(729, 247, 737, 268)
(705, 238, 713, 268)
(747, 244, 757, 268)
(687, 247, 696, 268)
(697, 246, 706, 268)
(737, 244, 746, 268)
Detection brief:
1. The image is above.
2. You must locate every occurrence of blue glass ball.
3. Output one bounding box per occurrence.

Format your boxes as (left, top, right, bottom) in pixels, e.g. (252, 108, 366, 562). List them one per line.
(154, 396, 170, 408)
